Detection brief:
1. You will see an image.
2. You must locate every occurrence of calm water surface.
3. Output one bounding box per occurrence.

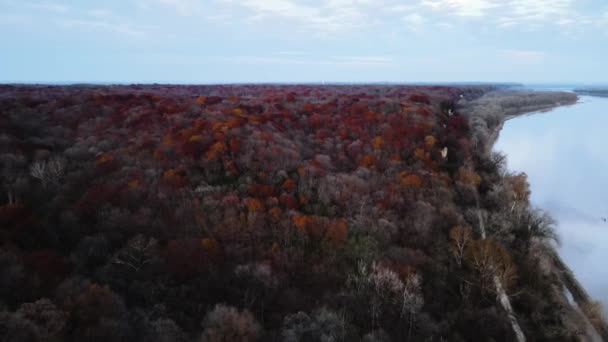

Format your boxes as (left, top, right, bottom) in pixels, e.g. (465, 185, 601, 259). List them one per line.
(495, 95, 608, 314)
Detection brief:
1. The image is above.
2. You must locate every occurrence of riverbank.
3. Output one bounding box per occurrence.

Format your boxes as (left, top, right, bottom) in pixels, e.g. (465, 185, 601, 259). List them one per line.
(462, 90, 579, 152)
(574, 89, 608, 97)
(467, 90, 608, 341)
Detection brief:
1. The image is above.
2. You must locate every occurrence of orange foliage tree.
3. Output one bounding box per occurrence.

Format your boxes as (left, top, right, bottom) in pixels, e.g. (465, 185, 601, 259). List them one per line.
(206, 141, 227, 160)
(465, 239, 518, 293)
(372, 136, 385, 150)
(162, 168, 188, 188)
(424, 135, 436, 149)
(359, 155, 376, 168)
(326, 219, 348, 244)
(399, 172, 422, 187)
(246, 198, 265, 213)
(506, 172, 530, 203)
(448, 225, 472, 267)
(457, 167, 482, 187)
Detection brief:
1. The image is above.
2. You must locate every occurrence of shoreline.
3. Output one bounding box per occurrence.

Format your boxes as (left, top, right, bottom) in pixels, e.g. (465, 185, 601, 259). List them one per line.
(479, 94, 608, 341)
(574, 89, 608, 98)
(486, 98, 580, 151)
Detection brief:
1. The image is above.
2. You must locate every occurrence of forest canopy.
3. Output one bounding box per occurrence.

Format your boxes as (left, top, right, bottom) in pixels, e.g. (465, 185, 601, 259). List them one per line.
(0, 84, 585, 341)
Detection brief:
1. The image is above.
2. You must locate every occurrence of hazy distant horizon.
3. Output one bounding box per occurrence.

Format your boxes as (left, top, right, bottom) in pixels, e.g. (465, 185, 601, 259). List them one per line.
(1, 81, 606, 88)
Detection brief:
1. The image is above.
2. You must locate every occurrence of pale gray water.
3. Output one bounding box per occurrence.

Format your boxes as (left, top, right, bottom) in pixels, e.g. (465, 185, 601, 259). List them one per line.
(495, 95, 608, 315)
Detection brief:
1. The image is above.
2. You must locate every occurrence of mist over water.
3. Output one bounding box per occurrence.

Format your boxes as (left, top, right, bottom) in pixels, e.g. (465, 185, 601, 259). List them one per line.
(495, 95, 608, 314)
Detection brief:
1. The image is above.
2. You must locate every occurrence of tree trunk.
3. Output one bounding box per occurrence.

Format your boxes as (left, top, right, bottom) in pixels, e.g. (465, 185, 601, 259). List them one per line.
(476, 204, 527, 342)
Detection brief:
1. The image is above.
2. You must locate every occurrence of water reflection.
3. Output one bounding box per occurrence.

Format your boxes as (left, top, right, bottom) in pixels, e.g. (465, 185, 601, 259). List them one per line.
(495, 95, 608, 314)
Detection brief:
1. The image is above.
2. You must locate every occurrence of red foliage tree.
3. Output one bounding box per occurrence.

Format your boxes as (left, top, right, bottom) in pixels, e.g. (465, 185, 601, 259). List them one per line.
(409, 93, 431, 105)
(166, 238, 207, 279)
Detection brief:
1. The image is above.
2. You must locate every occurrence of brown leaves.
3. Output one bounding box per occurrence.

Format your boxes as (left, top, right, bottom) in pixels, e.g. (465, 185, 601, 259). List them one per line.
(95, 153, 114, 166)
(204, 96, 223, 106)
(414, 148, 427, 160)
(457, 167, 482, 187)
(282, 178, 297, 191)
(506, 172, 530, 202)
(268, 207, 282, 221)
(229, 137, 241, 153)
(399, 172, 422, 187)
(326, 219, 348, 244)
(372, 136, 385, 150)
(424, 135, 436, 149)
(292, 214, 310, 232)
(162, 168, 188, 188)
(127, 178, 141, 189)
(449, 225, 472, 267)
(201, 238, 221, 259)
(95, 153, 117, 173)
(206, 141, 227, 160)
(188, 135, 203, 143)
(162, 133, 173, 146)
(279, 194, 299, 209)
(359, 155, 376, 168)
(409, 93, 431, 105)
(465, 239, 518, 291)
(246, 198, 264, 213)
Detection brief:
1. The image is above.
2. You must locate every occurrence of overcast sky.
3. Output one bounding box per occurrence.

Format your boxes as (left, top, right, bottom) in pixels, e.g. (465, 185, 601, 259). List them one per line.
(1, 0, 607, 83)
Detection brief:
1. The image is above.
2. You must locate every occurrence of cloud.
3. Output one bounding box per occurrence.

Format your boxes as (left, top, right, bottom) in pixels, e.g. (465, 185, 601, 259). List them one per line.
(403, 13, 426, 30)
(228, 0, 356, 33)
(142, 0, 201, 15)
(601, 10, 608, 26)
(502, 49, 545, 63)
(205, 12, 232, 24)
(330, 55, 396, 67)
(418, 0, 599, 31)
(206, 0, 608, 36)
(273, 51, 312, 56)
(87, 9, 112, 18)
(215, 0, 389, 35)
(508, 0, 571, 19)
(0, 13, 32, 25)
(541, 201, 600, 226)
(236, 0, 320, 21)
(389, 4, 415, 13)
(223, 55, 397, 68)
(421, 0, 496, 17)
(497, 0, 578, 28)
(1, 0, 70, 13)
(27, 1, 70, 13)
(55, 18, 153, 37)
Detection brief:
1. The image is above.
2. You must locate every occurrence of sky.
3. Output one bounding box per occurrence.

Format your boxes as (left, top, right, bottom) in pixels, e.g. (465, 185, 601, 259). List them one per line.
(495, 95, 608, 315)
(1, 0, 608, 83)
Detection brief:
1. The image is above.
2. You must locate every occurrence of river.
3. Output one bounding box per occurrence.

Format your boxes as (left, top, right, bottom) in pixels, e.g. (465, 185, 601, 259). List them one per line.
(494, 94, 608, 316)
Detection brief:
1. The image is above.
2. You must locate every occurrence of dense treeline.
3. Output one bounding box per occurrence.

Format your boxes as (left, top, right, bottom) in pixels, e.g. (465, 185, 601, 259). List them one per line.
(0, 84, 587, 341)
(574, 88, 608, 97)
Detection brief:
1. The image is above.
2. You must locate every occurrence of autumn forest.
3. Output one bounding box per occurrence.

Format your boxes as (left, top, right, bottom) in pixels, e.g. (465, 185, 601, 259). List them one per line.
(0, 84, 591, 341)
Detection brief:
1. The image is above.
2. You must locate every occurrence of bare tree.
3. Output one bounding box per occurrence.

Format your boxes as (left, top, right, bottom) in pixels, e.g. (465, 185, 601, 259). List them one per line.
(1, 153, 26, 204)
(200, 304, 262, 342)
(465, 239, 518, 294)
(112, 234, 158, 273)
(29, 161, 47, 181)
(347, 261, 424, 331)
(449, 225, 473, 267)
(29, 156, 66, 186)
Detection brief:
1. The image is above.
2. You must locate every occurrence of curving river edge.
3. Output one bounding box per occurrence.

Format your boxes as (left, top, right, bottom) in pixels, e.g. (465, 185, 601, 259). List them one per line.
(490, 93, 608, 341)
